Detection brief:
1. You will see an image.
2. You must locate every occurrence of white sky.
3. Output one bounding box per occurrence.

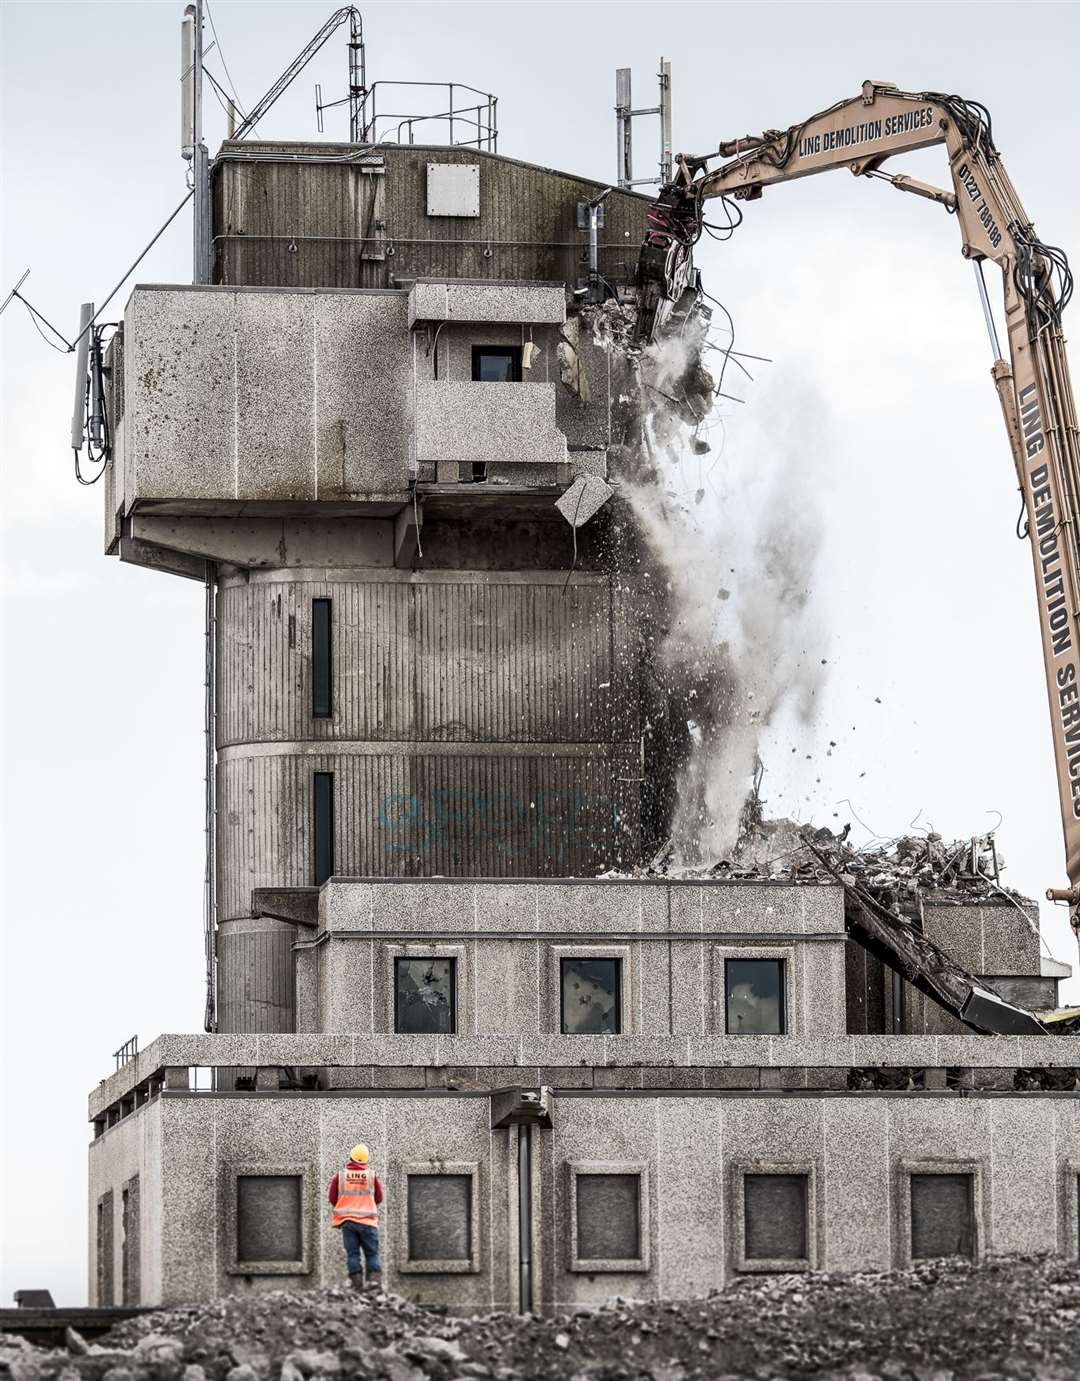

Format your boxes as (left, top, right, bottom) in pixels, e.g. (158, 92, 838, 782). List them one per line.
(3, 0, 1080, 1304)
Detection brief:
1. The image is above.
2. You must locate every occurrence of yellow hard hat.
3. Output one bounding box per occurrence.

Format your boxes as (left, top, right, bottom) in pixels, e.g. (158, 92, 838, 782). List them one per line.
(350, 1143, 370, 1164)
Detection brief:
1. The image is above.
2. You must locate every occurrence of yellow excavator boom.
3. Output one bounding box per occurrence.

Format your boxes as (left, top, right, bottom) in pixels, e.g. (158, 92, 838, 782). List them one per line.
(638, 82, 1080, 938)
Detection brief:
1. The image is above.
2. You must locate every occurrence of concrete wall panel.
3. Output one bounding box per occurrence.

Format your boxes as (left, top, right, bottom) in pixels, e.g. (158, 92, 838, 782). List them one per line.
(122, 288, 412, 509)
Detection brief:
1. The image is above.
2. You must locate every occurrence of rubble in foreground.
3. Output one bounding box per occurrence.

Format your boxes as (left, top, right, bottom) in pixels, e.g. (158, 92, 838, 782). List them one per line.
(5, 1256, 1080, 1381)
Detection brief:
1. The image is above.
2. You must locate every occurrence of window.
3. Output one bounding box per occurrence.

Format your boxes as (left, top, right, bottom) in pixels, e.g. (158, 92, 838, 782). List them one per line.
(400, 1162, 481, 1274)
(577, 1175, 639, 1260)
(469, 347, 521, 482)
(226, 1164, 311, 1275)
(312, 599, 332, 718)
(744, 1174, 808, 1262)
(910, 1173, 975, 1259)
(733, 1164, 815, 1273)
(561, 956, 621, 1034)
(408, 1175, 471, 1261)
(313, 772, 334, 885)
(237, 1175, 302, 1264)
(568, 1162, 650, 1272)
(725, 958, 785, 1035)
(472, 345, 522, 382)
(394, 957, 456, 1034)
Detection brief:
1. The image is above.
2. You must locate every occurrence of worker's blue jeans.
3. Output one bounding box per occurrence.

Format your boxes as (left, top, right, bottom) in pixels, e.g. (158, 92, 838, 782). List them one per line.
(341, 1222, 381, 1276)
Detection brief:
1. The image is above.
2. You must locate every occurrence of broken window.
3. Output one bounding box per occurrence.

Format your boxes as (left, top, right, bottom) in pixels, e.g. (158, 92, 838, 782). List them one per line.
(312, 599, 332, 718)
(910, 1173, 975, 1259)
(561, 956, 621, 1035)
(407, 1173, 472, 1264)
(576, 1174, 640, 1261)
(725, 958, 785, 1035)
(395, 957, 456, 1034)
(742, 1172, 810, 1267)
(236, 1174, 303, 1265)
(313, 771, 334, 885)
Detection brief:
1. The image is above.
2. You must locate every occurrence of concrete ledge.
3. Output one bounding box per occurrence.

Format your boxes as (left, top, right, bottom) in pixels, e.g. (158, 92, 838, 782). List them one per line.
(89, 1031, 1080, 1120)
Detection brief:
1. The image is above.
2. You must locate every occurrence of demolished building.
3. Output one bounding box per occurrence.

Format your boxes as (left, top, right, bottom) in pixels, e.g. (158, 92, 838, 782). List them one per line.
(85, 43, 1080, 1314)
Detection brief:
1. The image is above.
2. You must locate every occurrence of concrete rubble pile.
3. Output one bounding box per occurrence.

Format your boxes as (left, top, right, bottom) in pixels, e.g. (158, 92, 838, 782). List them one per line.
(5, 1257, 1080, 1381)
(636, 814, 1018, 901)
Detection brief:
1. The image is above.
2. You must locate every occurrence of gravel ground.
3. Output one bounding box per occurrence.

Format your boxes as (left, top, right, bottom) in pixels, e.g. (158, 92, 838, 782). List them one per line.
(4, 1257, 1080, 1381)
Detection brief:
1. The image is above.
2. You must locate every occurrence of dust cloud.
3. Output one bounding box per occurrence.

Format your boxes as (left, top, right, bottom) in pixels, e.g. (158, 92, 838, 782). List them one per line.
(625, 339, 831, 866)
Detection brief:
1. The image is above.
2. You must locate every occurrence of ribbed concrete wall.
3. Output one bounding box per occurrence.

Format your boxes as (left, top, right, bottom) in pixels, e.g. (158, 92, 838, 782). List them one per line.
(215, 570, 644, 941)
(217, 572, 637, 746)
(216, 918, 297, 1034)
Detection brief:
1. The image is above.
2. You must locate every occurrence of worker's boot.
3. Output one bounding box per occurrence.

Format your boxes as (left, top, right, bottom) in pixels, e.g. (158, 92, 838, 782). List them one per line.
(365, 1270, 383, 1293)
(348, 1271, 364, 1292)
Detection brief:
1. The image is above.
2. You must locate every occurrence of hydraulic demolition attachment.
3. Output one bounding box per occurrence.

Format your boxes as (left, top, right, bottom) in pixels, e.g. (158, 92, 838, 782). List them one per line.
(636, 81, 1080, 946)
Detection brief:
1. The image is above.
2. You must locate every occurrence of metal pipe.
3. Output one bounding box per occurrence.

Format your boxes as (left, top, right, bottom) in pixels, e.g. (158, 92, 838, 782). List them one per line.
(659, 58, 673, 184)
(517, 1122, 533, 1314)
(973, 260, 1003, 360)
(203, 563, 218, 1032)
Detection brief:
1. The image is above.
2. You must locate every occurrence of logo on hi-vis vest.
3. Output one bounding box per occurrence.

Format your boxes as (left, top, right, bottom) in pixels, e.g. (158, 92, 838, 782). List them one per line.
(796, 106, 935, 159)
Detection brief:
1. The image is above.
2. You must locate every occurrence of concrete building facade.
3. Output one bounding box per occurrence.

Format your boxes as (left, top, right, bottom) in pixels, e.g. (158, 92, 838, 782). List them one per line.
(88, 135, 1080, 1311)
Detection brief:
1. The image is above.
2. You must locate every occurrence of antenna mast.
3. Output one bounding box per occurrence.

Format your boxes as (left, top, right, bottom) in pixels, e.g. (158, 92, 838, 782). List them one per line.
(614, 58, 673, 189)
(349, 8, 366, 141)
(181, 2, 211, 283)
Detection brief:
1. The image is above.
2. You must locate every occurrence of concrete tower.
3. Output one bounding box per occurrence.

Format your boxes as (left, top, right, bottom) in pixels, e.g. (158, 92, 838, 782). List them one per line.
(89, 100, 1077, 1313)
(106, 140, 657, 1035)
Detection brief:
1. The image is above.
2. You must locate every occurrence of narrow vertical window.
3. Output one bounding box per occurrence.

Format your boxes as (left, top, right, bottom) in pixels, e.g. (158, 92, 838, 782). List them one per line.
(313, 772, 335, 885)
(312, 599, 332, 718)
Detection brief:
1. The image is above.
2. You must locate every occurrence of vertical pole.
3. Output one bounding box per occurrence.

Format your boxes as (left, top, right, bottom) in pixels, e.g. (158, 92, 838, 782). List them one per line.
(203, 563, 218, 1033)
(615, 68, 632, 189)
(192, 0, 211, 284)
(449, 83, 454, 148)
(517, 1123, 533, 1314)
(659, 58, 673, 184)
(349, 9, 364, 142)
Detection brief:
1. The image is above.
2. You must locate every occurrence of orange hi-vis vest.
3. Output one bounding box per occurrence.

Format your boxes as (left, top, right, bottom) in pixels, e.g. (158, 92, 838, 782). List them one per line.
(331, 1164, 379, 1228)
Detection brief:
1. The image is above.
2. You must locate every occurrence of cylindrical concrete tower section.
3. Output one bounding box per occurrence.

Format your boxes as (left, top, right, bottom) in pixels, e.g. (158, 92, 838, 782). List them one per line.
(215, 916, 296, 1034)
(215, 563, 643, 918)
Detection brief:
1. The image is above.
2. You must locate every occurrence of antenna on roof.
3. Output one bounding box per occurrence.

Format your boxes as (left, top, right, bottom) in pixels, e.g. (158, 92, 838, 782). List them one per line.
(181, 2, 211, 283)
(314, 8, 367, 140)
(70, 303, 93, 453)
(615, 58, 673, 189)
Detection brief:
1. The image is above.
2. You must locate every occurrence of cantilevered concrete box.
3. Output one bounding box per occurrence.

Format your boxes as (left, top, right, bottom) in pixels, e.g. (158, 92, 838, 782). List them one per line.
(118, 287, 414, 512)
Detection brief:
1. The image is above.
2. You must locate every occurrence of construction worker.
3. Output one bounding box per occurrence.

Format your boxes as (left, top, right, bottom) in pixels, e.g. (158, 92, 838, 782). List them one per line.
(328, 1143, 384, 1290)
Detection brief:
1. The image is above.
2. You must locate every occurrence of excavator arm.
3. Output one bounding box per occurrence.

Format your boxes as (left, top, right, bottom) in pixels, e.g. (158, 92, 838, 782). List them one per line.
(639, 81, 1080, 941)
